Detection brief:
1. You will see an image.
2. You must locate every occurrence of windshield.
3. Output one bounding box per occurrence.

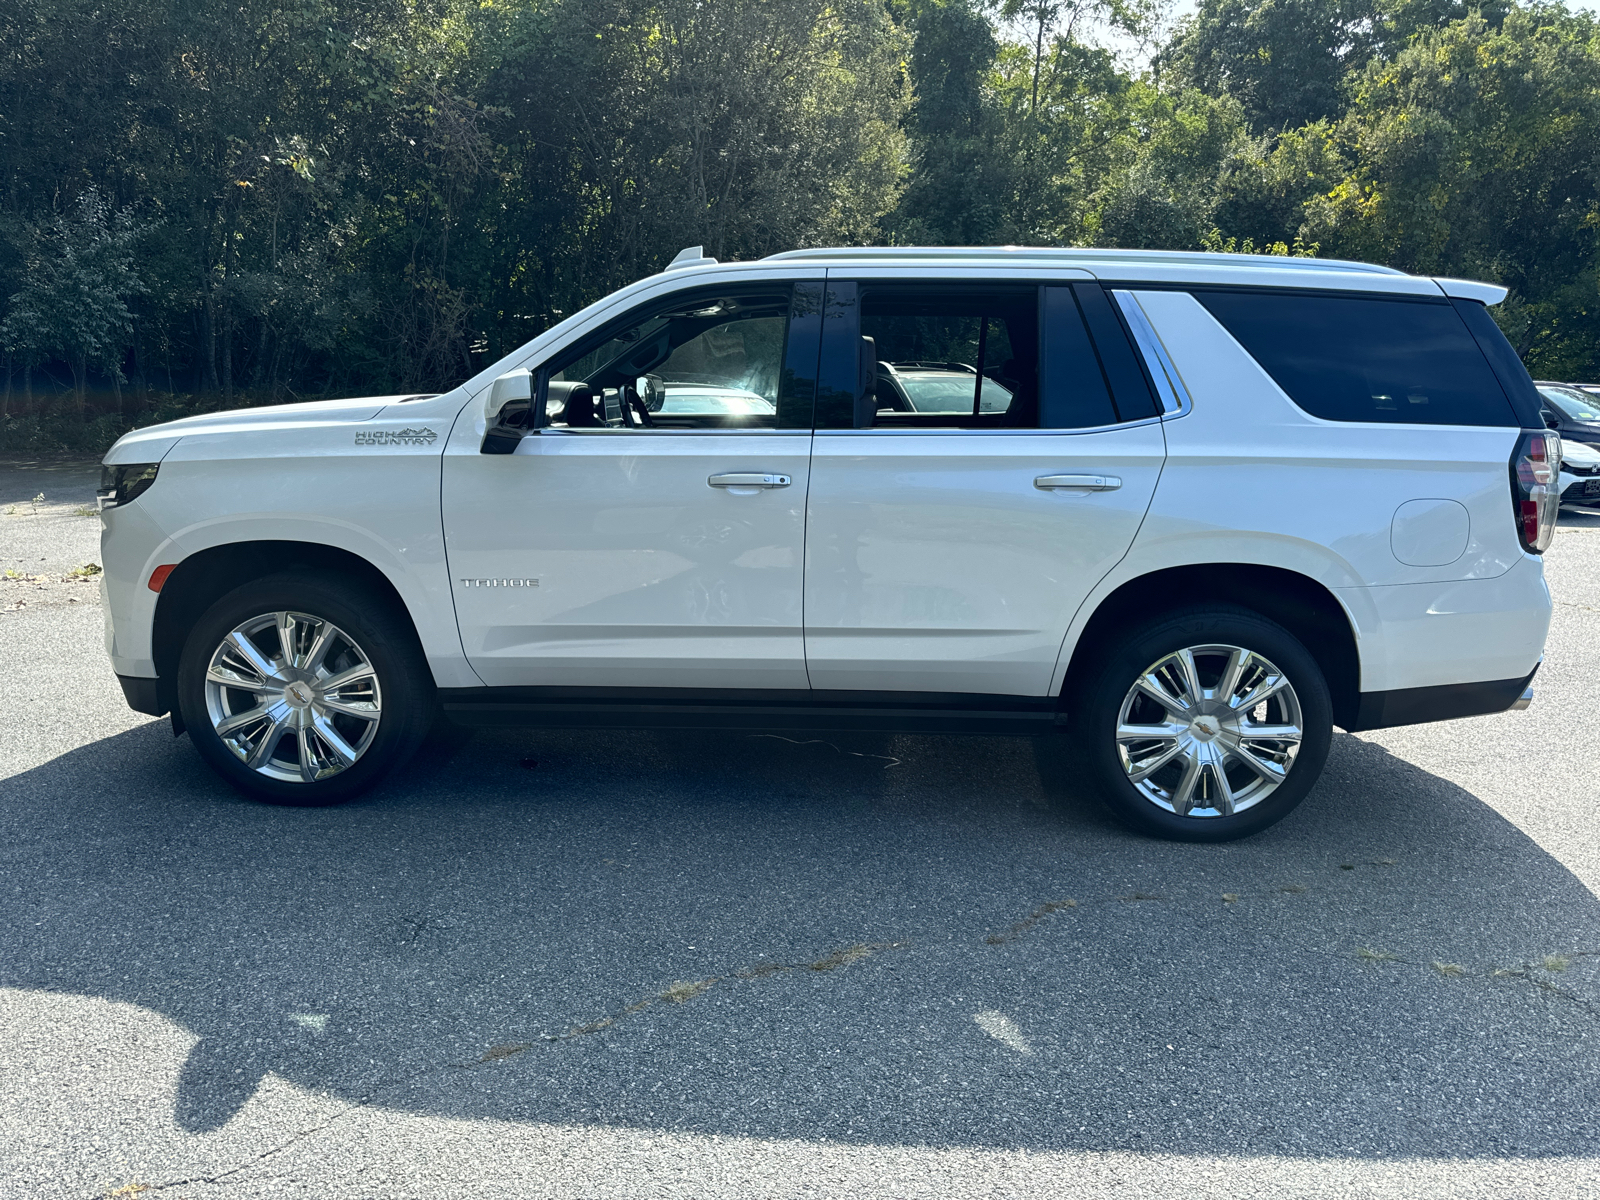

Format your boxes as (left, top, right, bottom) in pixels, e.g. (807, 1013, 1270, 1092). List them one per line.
(1539, 386, 1600, 423)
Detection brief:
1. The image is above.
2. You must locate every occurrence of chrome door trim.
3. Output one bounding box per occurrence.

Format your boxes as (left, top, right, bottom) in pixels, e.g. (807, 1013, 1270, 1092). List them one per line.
(1112, 290, 1193, 418)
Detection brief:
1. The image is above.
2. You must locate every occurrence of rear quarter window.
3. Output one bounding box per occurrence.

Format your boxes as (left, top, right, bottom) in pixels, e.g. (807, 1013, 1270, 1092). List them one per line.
(1196, 290, 1518, 427)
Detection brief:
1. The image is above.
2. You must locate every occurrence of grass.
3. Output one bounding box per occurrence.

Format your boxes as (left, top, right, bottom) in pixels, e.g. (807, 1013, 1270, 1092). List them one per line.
(1541, 954, 1572, 973)
(1431, 961, 1466, 977)
(476, 940, 906, 1059)
(1356, 947, 1399, 963)
(986, 900, 1077, 944)
(66, 562, 102, 578)
(478, 1042, 531, 1062)
(660, 979, 714, 1003)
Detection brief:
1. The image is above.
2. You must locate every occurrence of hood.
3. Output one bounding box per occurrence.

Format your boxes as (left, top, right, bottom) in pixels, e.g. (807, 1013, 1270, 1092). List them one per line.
(102, 395, 422, 465)
(1560, 438, 1600, 467)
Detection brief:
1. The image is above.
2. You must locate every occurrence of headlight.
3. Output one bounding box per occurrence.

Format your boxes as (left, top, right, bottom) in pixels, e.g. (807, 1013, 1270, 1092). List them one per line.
(98, 463, 161, 510)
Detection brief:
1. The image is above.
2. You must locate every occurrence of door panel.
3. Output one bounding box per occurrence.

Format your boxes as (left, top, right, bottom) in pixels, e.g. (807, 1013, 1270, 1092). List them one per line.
(803, 424, 1166, 694)
(443, 278, 822, 690)
(445, 431, 812, 688)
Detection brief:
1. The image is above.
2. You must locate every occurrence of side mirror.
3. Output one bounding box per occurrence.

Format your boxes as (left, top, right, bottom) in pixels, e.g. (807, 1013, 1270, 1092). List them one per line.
(1543, 410, 1561, 430)
(481, 369, 536, 454)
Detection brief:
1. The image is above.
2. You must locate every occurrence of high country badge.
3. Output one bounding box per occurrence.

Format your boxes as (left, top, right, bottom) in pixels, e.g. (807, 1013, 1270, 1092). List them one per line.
(355, 427, 438, 446)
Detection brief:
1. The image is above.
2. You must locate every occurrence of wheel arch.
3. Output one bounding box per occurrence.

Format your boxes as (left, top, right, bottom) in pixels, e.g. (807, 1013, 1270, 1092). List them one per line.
(1060, 563, 1363, 729)
(152, 541, 419, 732)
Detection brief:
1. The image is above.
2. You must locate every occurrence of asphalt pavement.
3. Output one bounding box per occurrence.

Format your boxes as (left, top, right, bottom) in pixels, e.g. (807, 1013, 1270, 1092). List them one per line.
(3, 457, 1600, 1199)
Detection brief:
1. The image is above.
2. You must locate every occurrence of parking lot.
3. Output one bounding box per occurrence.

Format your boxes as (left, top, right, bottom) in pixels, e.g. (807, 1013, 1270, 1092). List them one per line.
(3, 455, 1600, 1199)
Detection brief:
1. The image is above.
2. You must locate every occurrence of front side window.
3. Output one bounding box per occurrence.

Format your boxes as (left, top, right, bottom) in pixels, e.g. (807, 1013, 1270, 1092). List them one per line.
(544, 288, 793, 430)
(1196, 290, 1518, 426)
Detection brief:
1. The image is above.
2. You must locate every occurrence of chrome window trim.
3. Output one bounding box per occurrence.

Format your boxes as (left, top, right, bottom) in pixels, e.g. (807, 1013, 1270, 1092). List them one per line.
(538, 426, 810, 436)
(812, 415, 1165, 436)
(1111, 290, 1192, 418)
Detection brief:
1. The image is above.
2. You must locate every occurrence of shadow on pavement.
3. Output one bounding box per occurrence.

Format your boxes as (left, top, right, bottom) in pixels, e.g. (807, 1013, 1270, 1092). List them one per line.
(2, 719, 1597, 1157)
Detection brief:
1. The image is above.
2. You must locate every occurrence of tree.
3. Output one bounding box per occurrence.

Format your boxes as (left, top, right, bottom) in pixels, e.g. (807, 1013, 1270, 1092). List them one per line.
(886, 0, 1011, 244)
(1160, 0, 1381, 134)
(1, 190, 146, 410)
(1000, 0, 1155, 118)
(1306, 8, 1600, 374)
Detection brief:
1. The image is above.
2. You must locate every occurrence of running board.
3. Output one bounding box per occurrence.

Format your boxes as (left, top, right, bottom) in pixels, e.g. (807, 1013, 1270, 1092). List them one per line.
(438, 686, 1066, 736)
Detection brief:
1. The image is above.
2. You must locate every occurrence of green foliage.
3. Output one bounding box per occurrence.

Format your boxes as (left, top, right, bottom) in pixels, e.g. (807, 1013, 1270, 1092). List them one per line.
(2, 0, 1598, 451)
(1, 190, 147, 407)
(1160, 0, 1381, 132)
(1305, 7, 1600, 372)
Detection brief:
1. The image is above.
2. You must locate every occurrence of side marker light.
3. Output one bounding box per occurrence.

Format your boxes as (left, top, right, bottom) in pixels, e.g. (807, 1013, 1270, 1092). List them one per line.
(148, 564, 177, 593)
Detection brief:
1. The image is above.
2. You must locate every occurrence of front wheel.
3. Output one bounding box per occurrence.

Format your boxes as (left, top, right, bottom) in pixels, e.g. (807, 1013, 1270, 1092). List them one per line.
(1069, 606, 1332, 842)
(177, 572, 435, 805)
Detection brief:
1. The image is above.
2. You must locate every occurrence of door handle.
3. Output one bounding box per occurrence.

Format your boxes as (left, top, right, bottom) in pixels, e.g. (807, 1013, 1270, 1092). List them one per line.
(708, 472, 791, 489)
(1035, 473, 1122, 491)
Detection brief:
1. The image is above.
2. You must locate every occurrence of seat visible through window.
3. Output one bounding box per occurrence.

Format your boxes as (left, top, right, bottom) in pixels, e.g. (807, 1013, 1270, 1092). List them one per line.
(544, 290, 790, 430)
(857, 287, 1039, 429)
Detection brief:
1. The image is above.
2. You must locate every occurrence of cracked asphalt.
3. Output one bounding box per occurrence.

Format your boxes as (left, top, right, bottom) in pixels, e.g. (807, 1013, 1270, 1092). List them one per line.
(4, 456, 1600, 1199)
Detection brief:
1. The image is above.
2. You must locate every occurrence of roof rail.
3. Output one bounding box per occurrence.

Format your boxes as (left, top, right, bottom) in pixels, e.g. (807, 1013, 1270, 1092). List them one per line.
(763, 245, 1407, 276)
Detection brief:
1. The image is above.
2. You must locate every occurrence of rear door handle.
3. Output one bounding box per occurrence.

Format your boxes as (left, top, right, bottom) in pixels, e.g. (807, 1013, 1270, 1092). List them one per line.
(708, 472, 791, 489)
(1035, 473, 1122, 491)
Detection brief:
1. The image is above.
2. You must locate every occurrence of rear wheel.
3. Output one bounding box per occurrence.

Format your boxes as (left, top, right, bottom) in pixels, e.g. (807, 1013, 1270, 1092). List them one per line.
(177, 572, 434, 805)
(1070, 605, 1332, 842)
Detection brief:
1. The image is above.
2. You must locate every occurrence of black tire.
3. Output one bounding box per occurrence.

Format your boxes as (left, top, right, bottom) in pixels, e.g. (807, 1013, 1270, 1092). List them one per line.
(1067, 605, 1332, 842)
(177, 571, 435, 806)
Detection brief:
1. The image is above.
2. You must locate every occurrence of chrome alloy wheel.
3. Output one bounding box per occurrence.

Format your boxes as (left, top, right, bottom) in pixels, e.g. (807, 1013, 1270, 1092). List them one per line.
(1114, 643, 1304, 818)
(202, 611, 382, 784)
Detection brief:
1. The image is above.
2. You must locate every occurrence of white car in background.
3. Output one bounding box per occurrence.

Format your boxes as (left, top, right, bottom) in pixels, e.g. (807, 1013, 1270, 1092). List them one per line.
(97, 246, 1556, 841)
(1558, 437, 1600, 507)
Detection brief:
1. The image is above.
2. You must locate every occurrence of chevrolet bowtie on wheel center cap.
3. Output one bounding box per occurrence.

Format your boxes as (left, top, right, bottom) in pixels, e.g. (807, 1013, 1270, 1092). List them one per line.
(1116, 643, 1305, 819)
(203, 611, 383, 784)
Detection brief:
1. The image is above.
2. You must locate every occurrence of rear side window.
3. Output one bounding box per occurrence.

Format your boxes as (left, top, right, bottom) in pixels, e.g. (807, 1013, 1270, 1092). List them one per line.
(1196, 291, 1518, 426)
(1040, 285, 1162, 427)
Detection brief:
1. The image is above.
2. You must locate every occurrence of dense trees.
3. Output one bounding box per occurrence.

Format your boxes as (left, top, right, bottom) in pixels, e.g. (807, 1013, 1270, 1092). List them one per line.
(2, 0, 1597, 449)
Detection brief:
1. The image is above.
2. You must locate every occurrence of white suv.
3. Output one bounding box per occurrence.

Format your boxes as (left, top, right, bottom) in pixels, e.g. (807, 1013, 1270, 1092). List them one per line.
(97, 247, 1557, 841)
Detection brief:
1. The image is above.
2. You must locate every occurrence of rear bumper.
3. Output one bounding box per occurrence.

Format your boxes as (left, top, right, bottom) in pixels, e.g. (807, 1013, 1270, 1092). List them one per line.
(1344, 661, 1539, 732)
(116, 673, 167, 717)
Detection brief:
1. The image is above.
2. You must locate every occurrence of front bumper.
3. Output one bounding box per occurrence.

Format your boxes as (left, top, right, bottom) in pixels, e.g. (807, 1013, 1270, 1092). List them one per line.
(117, 673, 167, 717)
(1560, 474, 1600, 505)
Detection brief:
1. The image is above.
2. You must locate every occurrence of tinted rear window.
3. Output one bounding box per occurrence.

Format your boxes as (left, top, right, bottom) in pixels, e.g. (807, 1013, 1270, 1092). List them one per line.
(1196, 291, 1518, 426)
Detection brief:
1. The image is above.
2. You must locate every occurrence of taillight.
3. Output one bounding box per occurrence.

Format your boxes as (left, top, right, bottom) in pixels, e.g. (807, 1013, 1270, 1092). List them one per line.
(1510, 429, 1561, 553)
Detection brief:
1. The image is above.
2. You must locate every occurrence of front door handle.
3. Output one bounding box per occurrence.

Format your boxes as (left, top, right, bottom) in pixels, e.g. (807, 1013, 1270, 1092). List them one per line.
(709, 472, 792, 489)
(1035, 473, 1122, 491)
